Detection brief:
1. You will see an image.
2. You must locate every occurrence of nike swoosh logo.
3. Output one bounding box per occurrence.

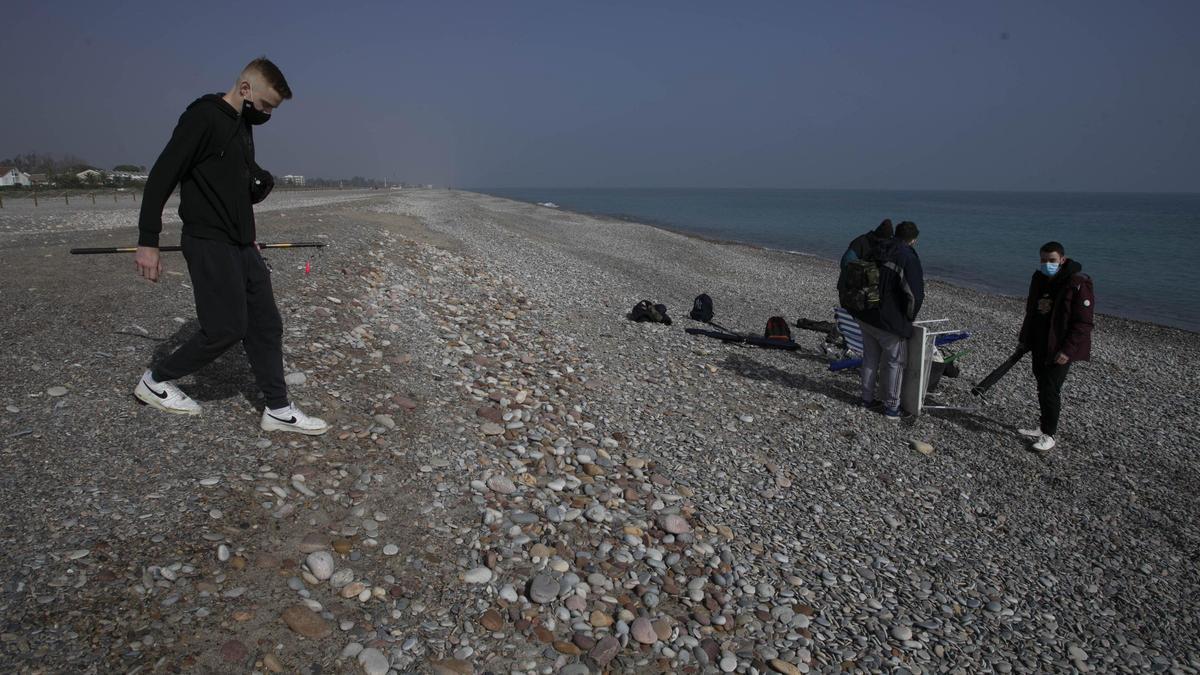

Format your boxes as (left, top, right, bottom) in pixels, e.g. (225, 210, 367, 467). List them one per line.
(146, 383, 168, 399)
(268, 413, 297, 424)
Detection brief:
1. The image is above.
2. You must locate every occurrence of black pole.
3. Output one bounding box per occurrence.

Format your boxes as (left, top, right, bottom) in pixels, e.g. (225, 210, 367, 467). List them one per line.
(970, 347, 1029, 397)
(70, 242, 326, 255)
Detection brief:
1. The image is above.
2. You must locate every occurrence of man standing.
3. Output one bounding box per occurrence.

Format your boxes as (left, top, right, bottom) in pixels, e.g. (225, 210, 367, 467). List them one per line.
(840, 219, 893, 270)
(1017, 242, 1093, 451)
(856, 221, 924, 419)
(132, 57, 328, 435)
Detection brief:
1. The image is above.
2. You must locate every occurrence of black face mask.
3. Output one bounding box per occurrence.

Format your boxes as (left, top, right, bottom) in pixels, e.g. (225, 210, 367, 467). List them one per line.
(241, 96, 271, 126)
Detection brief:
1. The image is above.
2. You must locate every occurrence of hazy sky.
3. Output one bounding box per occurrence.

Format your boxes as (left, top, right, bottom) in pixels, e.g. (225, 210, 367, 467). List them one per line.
(3, 1, 1197, 191)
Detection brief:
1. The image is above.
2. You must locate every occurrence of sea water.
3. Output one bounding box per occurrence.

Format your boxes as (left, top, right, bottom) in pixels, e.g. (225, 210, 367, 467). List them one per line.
(476, 188, 1199, 332)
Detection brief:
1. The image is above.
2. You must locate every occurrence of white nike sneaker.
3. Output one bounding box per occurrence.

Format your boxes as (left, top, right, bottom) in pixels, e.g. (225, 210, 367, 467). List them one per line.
(133, 370, 201, 415)
(260, 404, 330, 435)
(1017, 427, 1043, 439)
(1031, 434, 1056, 452)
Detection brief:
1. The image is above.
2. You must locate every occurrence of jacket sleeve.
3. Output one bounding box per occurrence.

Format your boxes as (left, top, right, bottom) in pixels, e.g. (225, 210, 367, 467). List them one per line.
(137, 108, 210, 247)
(840, 248, 857, 270)
(1018, 275, 1037, 345)
(905, 250, 924, 318)
(1060, 275, 1094, 360)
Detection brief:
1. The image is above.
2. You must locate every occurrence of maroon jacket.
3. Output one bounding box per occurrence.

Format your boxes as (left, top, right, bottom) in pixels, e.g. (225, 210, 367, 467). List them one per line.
(1019, 258, 1094, 364)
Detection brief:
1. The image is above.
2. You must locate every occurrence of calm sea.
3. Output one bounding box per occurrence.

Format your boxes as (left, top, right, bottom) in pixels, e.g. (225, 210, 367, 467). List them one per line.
(476, 188, 1199, 332)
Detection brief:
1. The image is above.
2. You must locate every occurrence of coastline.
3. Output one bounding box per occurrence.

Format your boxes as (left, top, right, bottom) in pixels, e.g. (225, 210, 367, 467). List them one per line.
(469, 188, 1197, 335)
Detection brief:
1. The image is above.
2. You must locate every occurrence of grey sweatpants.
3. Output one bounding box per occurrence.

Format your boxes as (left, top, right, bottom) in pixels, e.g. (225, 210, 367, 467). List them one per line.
(859, 320, 907, 410)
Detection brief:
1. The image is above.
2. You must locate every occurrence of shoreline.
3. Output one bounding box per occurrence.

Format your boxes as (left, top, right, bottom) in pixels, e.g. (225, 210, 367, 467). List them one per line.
(465, 189, 1197, 336)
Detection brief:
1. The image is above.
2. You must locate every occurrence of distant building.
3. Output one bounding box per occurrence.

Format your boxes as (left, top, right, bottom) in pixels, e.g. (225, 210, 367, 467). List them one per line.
(28, 173, 49, 185)
(0, 166, 32, 187)
(111, 171, 148, 182)
(76, 169, 105, 182)
(282, 175, 305, 186)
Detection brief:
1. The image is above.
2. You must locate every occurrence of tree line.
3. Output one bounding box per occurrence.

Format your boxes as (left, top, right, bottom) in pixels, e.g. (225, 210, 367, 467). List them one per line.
(0, 152, 148, 188)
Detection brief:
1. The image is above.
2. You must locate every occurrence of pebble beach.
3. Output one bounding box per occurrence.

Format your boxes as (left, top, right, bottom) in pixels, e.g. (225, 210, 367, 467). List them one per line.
(1, 188, 1197, 674)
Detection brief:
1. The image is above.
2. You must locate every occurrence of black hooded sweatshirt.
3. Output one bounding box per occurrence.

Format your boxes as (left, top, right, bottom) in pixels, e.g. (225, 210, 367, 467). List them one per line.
(138, 94, 261, 248)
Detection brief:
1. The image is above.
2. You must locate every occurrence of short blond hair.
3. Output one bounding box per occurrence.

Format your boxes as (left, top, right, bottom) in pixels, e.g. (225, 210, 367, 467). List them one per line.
(242, 56, 292, 99)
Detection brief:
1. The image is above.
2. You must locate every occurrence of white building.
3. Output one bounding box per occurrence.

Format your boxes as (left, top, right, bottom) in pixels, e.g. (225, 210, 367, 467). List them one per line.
(111, 171, 149, 182)
(282, 175, 305, 186)
(0, 166, 32, 187)
(76, 169, 105, 182)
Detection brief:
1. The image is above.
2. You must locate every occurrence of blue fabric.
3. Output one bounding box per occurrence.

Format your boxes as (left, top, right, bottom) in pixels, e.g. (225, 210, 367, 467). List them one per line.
(834, 307, 865, 355)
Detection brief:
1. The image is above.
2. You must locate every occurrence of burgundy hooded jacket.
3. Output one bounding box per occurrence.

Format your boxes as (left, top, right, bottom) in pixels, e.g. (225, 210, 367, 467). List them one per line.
(1018, 258, 1094, 364)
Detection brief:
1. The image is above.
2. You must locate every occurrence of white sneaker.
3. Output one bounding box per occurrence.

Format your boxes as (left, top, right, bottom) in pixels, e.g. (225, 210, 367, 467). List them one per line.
(1032, 434, 1056, 452)
(260, 404, 330, 435)
(1018, 427, 1043, 439)
(134, 371, 201, 415)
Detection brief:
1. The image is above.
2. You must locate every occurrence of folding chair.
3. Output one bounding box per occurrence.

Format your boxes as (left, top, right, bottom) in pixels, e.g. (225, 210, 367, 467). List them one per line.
(830, 307, 865, 371)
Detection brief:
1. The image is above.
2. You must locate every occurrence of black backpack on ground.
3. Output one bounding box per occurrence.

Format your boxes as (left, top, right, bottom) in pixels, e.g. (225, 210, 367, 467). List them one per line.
(764, 316, 792, 342)
(690, 294, 715, 323)
(628, 300, 672, 325)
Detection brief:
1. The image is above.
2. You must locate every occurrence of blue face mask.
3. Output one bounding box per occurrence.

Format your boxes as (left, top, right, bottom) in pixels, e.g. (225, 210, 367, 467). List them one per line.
(1039, 262, 1060, 277)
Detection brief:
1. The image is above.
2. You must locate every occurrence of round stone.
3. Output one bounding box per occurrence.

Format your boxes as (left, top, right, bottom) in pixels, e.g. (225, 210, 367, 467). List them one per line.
(631, 616, 658, 645)
(220, 639, 248, 663)
(479, 609, 504, 631)
(281, 605, 331, 639)
(46, 386, 68, 397)
(463, 567, 493, 584)
(383, 544, 399, 556)
(590, 636, 620, 665)
(357, 647, 389, 675)
(891, 625, 913, 641)
(486, 476, 516, 494)
(305, 551, 335, 581)
(528, 573, 559, 604)
(330, 568, 355, 589)
(659, 514, 691, 534)
(910, 439, 934, 455)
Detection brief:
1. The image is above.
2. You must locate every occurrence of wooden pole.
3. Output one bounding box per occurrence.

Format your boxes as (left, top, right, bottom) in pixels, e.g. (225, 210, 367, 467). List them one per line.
(65, 193, 69, 205)
(90, 192, 96, 205)
(33, 190, 38, 207)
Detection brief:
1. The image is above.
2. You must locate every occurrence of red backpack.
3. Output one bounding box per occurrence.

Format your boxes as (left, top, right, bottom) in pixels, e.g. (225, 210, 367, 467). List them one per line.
(764, 316, 792, 342)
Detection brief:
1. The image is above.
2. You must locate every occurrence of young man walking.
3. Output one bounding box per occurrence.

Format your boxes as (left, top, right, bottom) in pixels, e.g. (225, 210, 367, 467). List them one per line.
(132, 57, 328, 435)
(1017, 242, 1093, 451)
(856, 221, 924, 419)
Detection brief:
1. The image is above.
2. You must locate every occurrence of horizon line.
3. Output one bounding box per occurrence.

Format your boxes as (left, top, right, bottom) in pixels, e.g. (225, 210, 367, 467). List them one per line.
(464, 186, 1200, 197)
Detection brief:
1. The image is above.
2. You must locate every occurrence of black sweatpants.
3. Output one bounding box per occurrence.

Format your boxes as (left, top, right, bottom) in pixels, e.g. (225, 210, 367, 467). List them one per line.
(1031, 356, 1070, 436)
(152, 234, 289, 409)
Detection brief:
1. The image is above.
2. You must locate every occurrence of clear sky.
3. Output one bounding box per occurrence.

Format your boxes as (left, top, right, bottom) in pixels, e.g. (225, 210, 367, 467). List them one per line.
(2, 1, 1197, 192)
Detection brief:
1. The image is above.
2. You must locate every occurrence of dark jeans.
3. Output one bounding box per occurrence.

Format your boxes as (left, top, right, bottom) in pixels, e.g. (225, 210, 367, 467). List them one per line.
(1031, 356, 1070, 436)
(152, 234, 289, 409)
